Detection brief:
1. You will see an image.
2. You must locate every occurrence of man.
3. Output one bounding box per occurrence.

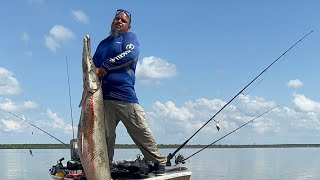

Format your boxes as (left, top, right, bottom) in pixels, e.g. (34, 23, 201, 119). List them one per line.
(93, 9, 166, 176)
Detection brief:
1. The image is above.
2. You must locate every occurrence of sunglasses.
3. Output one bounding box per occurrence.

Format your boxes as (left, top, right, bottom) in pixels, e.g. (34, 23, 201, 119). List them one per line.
(116, 9, 132, 22)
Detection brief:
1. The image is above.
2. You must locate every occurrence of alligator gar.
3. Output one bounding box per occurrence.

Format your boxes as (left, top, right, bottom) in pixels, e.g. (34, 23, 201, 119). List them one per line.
(77, 35, 111, 180)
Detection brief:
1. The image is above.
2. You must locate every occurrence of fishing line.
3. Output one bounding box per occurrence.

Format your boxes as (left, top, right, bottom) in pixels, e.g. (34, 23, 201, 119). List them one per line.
(4, 143, 52, 166)
(4, 110, 68, 147)
(28, 150, 53, 166)
(214, 76, 265, 129)
(65, 56, 75, 140)
(2, 111, 67, 165)
(175, 105, 279, 165)
(166, 30, 314, 166)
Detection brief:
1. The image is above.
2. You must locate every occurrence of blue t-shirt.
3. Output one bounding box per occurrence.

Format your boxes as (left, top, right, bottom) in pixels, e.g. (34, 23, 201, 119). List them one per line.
(93, 32, 140, 103)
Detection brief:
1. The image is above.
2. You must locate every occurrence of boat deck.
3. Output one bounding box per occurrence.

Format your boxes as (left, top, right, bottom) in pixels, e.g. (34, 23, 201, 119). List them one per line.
(118, 166, 191, 180)
(50, 166, 191, 180)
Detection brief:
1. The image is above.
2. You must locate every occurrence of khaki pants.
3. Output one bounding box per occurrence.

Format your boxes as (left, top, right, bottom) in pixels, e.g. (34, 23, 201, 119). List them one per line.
(104, 100, 166, 165)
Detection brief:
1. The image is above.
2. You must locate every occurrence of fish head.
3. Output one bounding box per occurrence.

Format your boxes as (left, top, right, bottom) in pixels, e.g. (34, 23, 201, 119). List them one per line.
(82, 35, 100, 93)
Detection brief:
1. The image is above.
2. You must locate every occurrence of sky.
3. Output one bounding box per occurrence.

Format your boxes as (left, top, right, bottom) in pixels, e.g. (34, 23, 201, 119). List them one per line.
(0, 1, 320, 147)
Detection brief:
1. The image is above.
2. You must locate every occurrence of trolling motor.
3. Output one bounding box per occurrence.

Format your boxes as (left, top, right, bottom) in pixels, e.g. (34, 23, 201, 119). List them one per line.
(70, 139, 80, 161)
(49, 139, 85, 179)
(68, 139, 83, 170)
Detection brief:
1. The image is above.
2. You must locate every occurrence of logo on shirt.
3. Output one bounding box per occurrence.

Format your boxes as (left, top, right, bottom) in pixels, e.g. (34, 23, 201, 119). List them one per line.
(126, 44, 134, 50)
(108, 44, 135, 63)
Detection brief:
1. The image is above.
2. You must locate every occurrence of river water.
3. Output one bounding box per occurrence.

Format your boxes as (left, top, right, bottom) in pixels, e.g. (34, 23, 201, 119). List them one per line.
(1, 148, 320, 180)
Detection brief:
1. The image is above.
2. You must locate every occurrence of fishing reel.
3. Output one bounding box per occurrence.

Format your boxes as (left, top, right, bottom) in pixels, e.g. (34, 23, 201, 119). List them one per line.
(174, 154, 186, 165)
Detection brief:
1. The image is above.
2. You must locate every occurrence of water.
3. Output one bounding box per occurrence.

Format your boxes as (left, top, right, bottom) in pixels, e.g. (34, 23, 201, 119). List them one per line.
(1, 148, 320, 180)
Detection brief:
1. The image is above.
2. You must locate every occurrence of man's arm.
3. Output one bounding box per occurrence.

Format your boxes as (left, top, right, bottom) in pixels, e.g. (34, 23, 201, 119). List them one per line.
(101, 32, 139, 71)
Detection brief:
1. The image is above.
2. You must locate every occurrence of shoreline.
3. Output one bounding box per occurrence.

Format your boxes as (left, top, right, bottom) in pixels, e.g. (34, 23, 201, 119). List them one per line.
(1, 143, 319, 149)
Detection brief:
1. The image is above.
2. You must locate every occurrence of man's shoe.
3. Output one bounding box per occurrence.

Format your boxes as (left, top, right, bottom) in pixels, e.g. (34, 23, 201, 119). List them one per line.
(154, 163, 166, 176)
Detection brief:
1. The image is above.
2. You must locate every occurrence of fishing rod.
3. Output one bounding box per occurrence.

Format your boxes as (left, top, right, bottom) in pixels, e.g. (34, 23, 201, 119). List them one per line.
(5, 110, 68, 147)
(175, 105, 278, 165)
(65, 56, 75, 140)
(166, 30, 314, 166)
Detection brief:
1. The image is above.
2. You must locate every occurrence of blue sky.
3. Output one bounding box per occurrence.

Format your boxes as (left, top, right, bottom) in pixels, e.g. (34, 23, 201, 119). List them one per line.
(0, 1, 320, 146)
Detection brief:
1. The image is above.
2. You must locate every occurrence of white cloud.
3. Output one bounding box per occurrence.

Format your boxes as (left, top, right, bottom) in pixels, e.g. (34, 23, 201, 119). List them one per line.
(136, 56, 177, 84)
(1, 119, 24, 132)
(279, 105, 320, 132)
(45, 25, 75, 52)
(293, 94, 320, 112)
(252, 118, 280, 134)
(2, 92, 319, 144)
(0, 108, 74, 139)
(72, 10, 90, 24)
(146, 95, 281, 144)
(46, 109, 64, 129)
(46, 109, 73, 133)
(45, 36, 60, 52)
(49, 25, 75, 43)
(152, 101, 193, 122)
(287, 79, 303, 89)
(236, 94, 277, 117)
(0, 98, 38, 112)
(0, 68, 21, 95)
(23, 101, 38, 109)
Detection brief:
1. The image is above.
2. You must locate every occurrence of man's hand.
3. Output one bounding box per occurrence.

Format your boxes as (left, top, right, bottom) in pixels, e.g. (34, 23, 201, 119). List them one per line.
(96, 68, 107, 78)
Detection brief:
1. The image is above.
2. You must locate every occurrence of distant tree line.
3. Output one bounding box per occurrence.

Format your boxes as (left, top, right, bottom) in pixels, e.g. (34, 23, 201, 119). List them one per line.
(1, 143, 320, 149)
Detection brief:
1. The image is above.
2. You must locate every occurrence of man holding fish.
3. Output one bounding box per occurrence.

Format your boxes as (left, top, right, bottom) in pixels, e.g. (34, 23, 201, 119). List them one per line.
(93, 9, 166, 176)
